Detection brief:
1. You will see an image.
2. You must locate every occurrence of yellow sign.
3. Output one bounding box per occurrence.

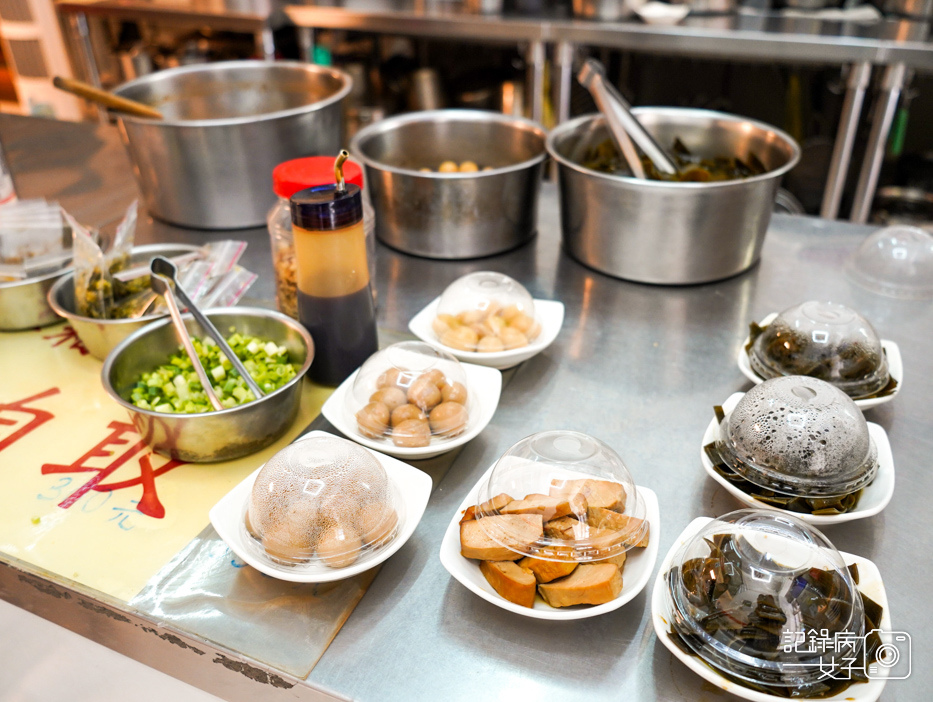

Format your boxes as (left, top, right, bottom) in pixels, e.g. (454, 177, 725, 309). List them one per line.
(0, 323, 329, 602)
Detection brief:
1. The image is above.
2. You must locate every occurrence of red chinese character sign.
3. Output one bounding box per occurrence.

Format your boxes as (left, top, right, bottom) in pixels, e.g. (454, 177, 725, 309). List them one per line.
(0, 323, 325, 602)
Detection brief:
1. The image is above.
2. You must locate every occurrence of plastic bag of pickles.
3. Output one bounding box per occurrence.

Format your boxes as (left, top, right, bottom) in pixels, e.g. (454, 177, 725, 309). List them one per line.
(69, 200, 139, 319)
(70, 203, 257, 320)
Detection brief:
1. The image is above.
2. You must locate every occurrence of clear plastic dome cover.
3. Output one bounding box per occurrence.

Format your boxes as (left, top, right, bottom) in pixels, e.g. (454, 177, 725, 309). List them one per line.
(667, 510, 865, 694)
(717, 376, 878, 498)
(846, 225, 933, 300)
(245, 435, 401, 568)
(349, 341, 471, 447)
(433, 271, 541, 352)
(475, 431, 648, 562)
(748, 300, 890, 398)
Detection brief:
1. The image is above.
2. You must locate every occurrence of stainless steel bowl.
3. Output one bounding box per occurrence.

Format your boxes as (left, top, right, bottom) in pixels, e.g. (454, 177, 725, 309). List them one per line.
(0, 266, 71, 331)
(112, 60, 352, 230)
(548, 109, 800, 285)
(350, 109, 547, 259)
(102, 307, 314, 463)
(47, 243, 199, 360)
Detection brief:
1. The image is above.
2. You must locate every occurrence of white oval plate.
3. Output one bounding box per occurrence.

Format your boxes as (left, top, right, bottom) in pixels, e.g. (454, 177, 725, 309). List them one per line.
(652, 517, 891, 702)
(208, 430, 433, 583)
(737, 312, 903, 409)
(439, 462, 660, 620)
(321, 361, 502, 460)
(409, 296, 565, 370)
(701, 392, 894, 525)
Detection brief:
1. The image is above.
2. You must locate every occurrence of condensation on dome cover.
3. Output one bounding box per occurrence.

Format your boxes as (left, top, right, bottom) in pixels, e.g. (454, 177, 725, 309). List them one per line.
(717, 376, 878, 498)
(245, 435, 400, 568)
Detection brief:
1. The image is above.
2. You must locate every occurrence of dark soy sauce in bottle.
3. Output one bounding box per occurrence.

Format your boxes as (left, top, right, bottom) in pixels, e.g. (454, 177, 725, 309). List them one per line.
(290, 158, 377, 386)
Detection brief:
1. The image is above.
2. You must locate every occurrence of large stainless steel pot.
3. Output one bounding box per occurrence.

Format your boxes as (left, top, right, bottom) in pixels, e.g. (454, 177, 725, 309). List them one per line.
(548, 109, 800, 285)
(350, 110, 547, 259)
(112, 61, 351, 230)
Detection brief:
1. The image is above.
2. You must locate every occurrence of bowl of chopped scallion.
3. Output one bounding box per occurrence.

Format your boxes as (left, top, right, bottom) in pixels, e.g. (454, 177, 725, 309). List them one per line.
(101, 306, 314, 462)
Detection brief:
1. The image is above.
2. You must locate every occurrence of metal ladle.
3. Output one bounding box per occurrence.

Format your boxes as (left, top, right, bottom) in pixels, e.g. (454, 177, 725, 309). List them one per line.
(577, 59, 680, 178)
(150, 256, 265, 406)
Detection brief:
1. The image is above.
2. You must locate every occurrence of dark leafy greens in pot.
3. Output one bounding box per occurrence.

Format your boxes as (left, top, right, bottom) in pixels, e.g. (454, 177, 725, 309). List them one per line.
(746, 321, 897, 401)
(579, 137, 768, 182)
(667, 533, 883, 699)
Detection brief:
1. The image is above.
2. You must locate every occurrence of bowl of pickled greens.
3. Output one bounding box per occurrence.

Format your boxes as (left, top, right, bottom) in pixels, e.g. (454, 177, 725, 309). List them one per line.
(546, 109, 800, 284)
(102, 307, 314, 463)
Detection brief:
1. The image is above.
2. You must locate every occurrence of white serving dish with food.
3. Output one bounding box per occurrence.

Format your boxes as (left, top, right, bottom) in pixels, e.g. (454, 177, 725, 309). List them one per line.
(440, 431, 660, 620)
(409, 297, 564, 370)
(701, 392, 894, 525)
(209, 431, 432, 583)
(738, 310, 902, 409)
(652, 515, 891, 702)
(408, 271, 563, 370)
(322, 342, 502, 460)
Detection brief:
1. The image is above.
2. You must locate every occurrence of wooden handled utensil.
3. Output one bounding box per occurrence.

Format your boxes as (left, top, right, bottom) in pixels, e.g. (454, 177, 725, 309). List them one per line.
(53, 76, 164, 120)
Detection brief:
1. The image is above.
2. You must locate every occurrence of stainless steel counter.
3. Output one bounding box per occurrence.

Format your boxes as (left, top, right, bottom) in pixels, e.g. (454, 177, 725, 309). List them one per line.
(1, 114, 930, 701)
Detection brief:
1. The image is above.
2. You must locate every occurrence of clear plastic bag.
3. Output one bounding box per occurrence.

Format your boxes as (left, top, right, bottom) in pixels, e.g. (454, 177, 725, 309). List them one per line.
(199, 266, 257, 308)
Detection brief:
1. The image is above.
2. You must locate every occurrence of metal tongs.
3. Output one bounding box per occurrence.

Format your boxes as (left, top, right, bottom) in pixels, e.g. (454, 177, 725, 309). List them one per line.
(577, 59, 679, 179)
(149, 256, 264, 412)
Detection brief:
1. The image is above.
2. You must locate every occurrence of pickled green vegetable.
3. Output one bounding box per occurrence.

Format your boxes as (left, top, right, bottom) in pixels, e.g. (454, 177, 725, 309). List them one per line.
(578, 137, 768, 181)
(129, 331, 298, 413)
(667, 535, 883, 698)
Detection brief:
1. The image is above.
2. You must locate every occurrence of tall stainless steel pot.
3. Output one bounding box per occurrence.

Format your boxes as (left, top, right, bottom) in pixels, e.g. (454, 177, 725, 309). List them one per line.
(112, 61, 352, 230)
(548, 109, 800, 285)
(350, 110, 547, 259)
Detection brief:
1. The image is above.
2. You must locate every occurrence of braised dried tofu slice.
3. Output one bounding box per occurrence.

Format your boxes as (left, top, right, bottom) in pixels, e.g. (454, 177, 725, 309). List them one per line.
(537, 563, 623, 608)
(480, 560, 537, 608)
(586, 507, 649, 548)
(599, 550, 627, 571)
(544, 516, 585, 540)
(549, 478, 626, 512)
(519, 548, 578, 584)
(544, 517, 621, 550)
(460, 493, 514, 524)
(460, 514, 543, 561)
(501, 492, 586, 522)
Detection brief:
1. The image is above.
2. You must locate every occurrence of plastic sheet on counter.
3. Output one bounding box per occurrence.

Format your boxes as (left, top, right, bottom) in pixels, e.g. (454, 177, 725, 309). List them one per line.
(130, 529, 379, 679)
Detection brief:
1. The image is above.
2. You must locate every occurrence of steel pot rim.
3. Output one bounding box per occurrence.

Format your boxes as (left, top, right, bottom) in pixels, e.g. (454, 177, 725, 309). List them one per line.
(100, 306, 314, 418)
(350, 109, 549, 179)
(112, 60, 353, 128)
(547, 108, 801, 190)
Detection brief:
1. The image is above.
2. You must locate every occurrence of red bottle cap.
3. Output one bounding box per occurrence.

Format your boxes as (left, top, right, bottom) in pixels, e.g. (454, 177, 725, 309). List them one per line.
(272, 156, 364, 199)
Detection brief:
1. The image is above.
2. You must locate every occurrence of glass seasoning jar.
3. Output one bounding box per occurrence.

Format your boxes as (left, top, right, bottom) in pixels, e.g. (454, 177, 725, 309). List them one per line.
(291, 156, 378, 387)
(268, 156, 375, 319)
